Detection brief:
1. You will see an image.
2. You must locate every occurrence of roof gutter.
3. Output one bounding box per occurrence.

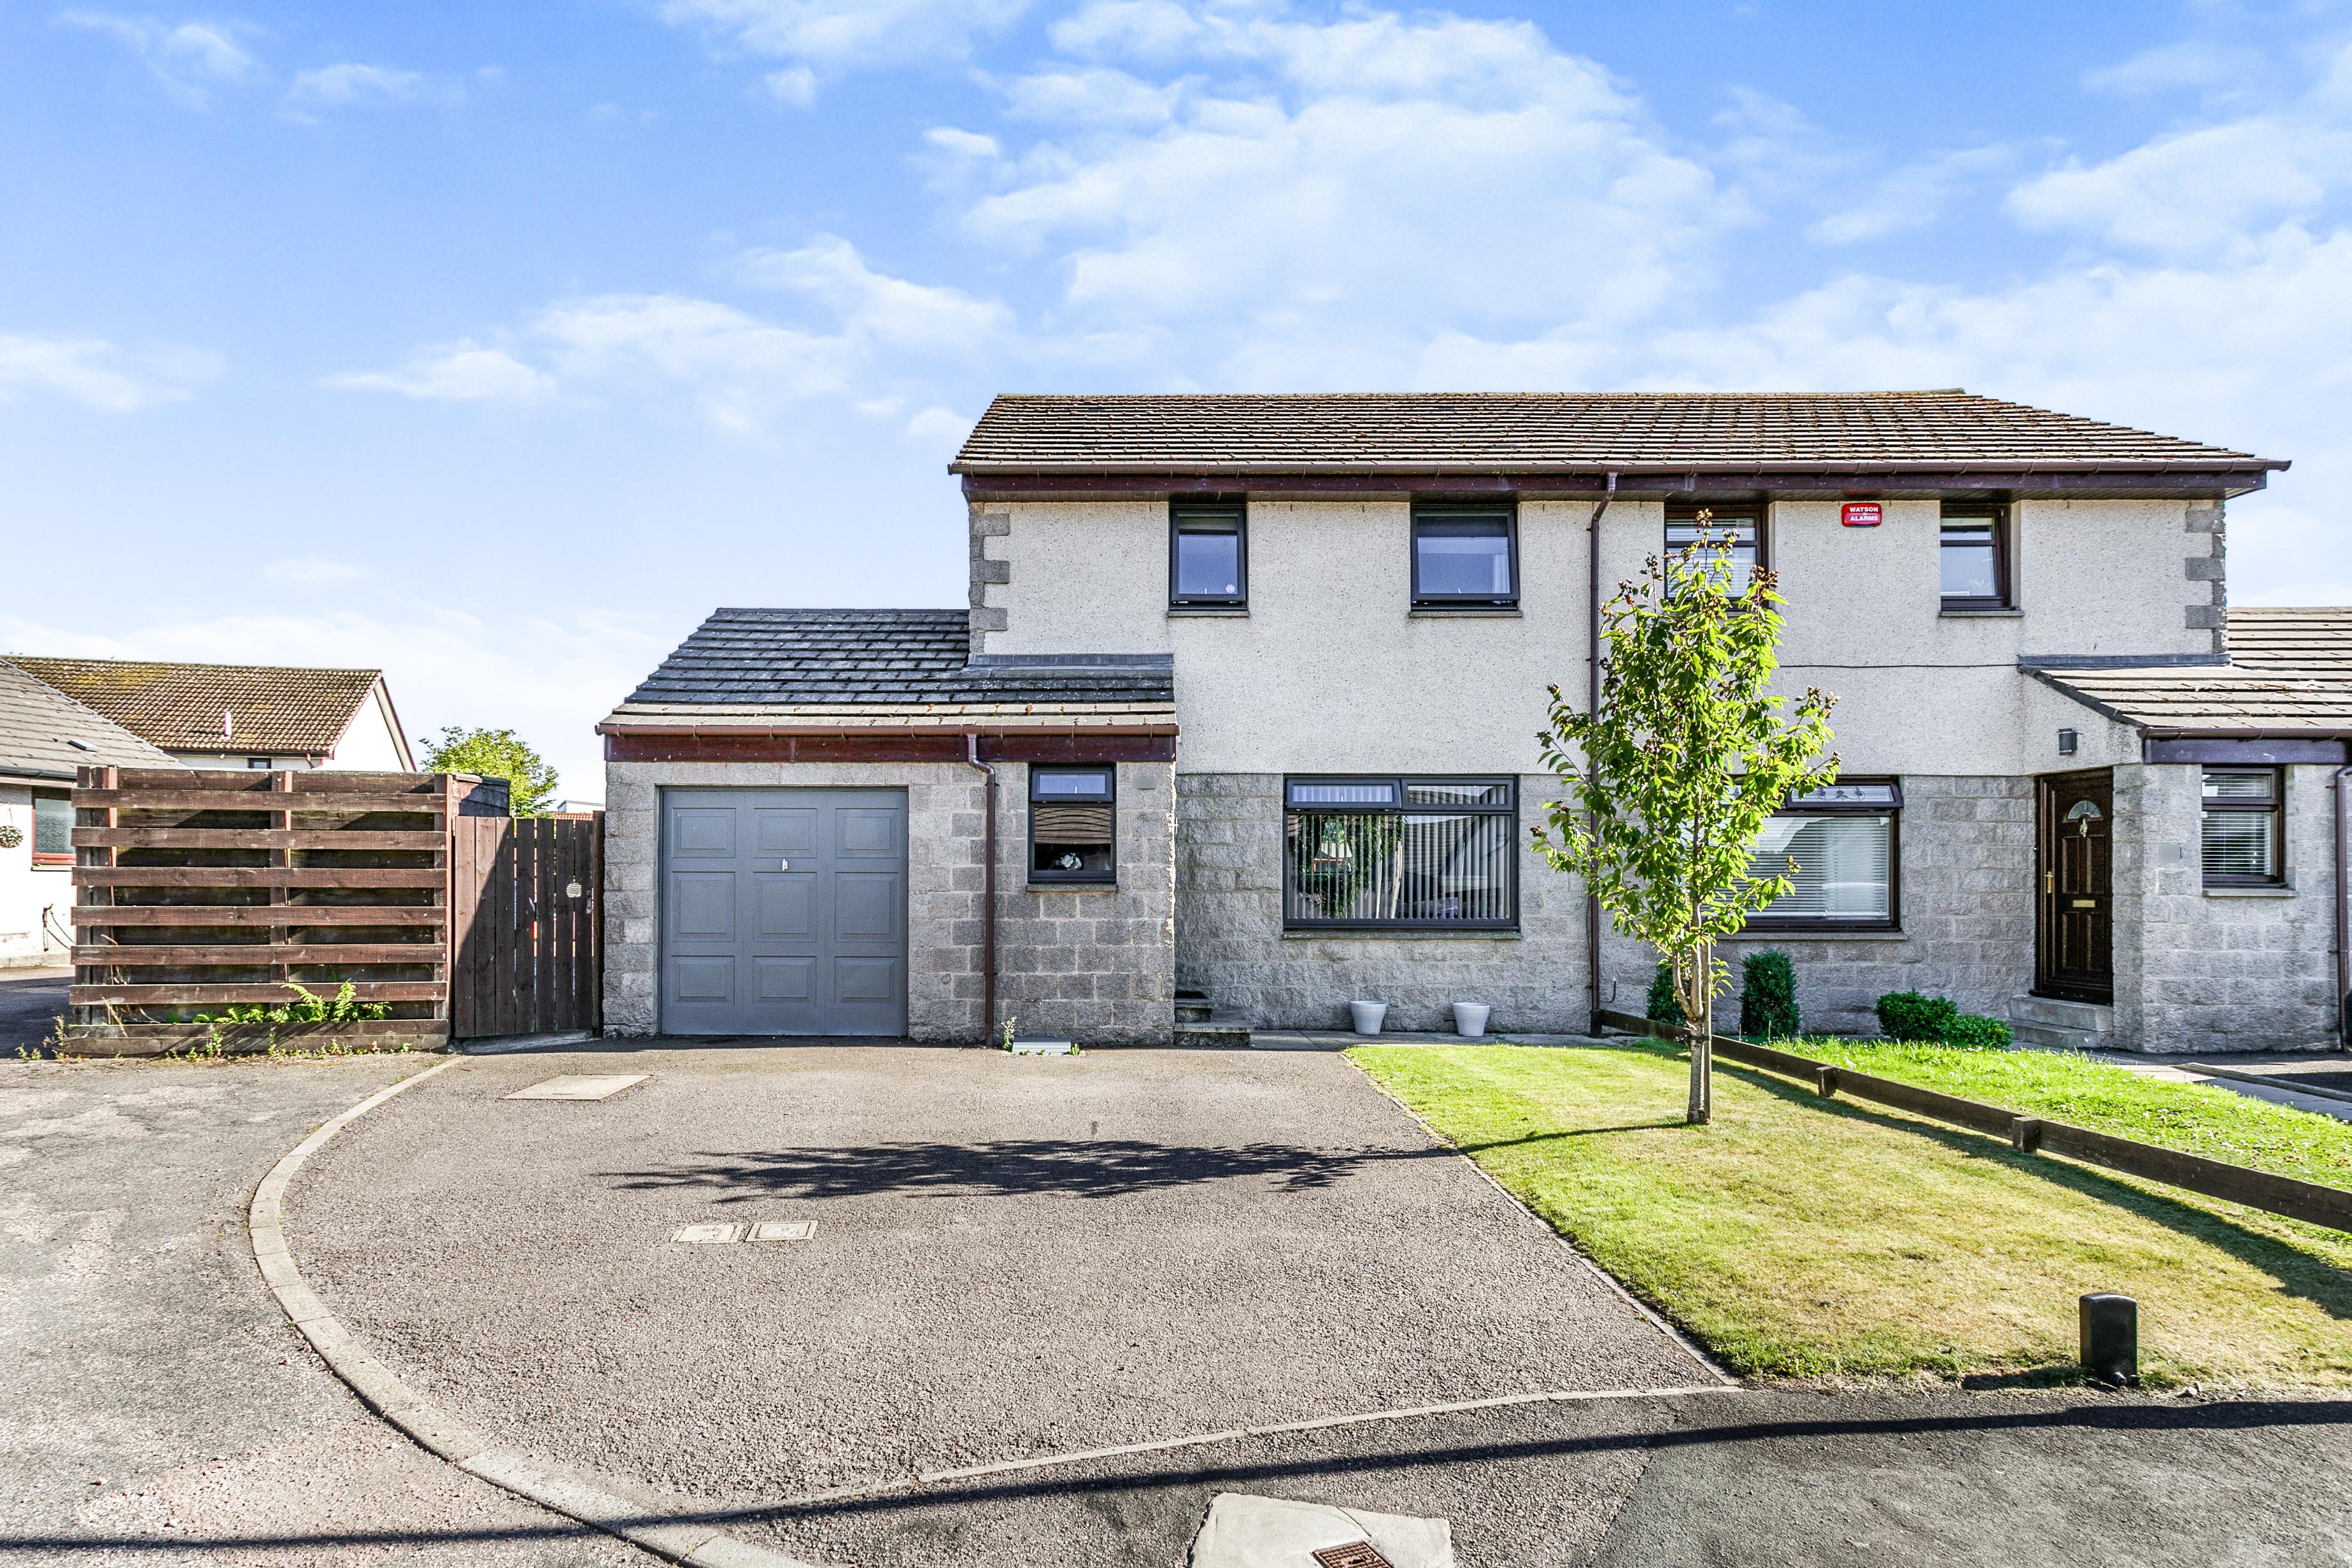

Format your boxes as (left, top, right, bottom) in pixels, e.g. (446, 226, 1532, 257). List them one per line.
(595, 721, 1180, 738)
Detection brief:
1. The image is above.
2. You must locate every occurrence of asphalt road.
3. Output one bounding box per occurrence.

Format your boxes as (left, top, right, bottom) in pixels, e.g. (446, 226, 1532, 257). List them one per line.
(0, 969, 68, 1056)
(0, 1054, 651, 1566)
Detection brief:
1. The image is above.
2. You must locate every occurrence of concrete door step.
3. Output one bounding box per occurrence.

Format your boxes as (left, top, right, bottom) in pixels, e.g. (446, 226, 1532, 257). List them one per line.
(2009, 1021, 2105, 1052)
(1175, 1019, 1252, 1048)
(2010, 994, 2115, 1032)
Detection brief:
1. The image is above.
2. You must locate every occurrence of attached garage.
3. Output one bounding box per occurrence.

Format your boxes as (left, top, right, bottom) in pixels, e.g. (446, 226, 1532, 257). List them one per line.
(660, 788, 907, 1036)
(600, 608, 1178, 1045)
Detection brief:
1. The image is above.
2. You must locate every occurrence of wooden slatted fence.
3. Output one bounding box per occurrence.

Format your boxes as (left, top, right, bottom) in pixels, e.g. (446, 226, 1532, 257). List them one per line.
(64, 766, 511, 1054)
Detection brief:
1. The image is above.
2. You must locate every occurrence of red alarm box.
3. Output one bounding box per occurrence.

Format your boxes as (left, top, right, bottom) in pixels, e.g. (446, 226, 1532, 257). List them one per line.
(1841, 502, 1883, 527)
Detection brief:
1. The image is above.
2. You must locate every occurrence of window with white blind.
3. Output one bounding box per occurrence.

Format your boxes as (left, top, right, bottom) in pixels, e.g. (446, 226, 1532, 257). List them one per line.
(1743, 780, 1900, 931)
(1030, 765, 1116, 883)
(2201, 767, 2283, 886)
(1282, 777, 1517, 930)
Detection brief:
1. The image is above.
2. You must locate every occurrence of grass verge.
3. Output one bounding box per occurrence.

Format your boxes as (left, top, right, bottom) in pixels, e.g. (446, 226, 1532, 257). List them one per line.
(1352, 1040, 2352, 1388)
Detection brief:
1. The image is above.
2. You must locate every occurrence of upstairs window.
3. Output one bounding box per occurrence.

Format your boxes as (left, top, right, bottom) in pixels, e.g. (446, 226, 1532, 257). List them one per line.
(1744, 780, 1901, 931)
(32, 793, 73, 866)
(1940, 504, 2011, 609)
(1410, 504, 1517, 608)
(1170, 501, 1246, 607)
(1283, 776, 1517, 929)
(2202, 767, 2283, 886)
(1666, 504, 1764, 585)
(1030, 765, 1116, 884)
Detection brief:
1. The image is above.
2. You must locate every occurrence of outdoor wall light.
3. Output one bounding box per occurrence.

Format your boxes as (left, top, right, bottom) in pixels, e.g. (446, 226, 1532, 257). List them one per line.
(2057, 728, 2079, 756)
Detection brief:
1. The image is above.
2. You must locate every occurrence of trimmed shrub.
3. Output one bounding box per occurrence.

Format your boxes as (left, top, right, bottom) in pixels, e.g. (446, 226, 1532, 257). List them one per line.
(1876, 991, 1959, 1042)
(1738, 950, 1801, 1040)
(1646, 961, 1686, 1029)
(1945, 1013, 2013, 1049)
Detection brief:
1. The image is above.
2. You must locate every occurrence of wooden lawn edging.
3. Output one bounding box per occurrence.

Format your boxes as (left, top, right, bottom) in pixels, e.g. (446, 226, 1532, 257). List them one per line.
(1593, 1009, 2352, 1234)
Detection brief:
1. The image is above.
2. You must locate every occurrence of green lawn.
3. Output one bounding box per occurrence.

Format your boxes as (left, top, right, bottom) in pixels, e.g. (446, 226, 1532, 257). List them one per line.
(1352, 1040, 2352, 1388)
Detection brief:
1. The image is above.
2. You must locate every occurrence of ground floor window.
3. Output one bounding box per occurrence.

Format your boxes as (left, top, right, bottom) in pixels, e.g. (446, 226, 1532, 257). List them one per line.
(1282, 776, 1516, 929)
(2201, 766, 2283, 886)
(1030, 765, 1116, 882)
(32, 793, 72, 866)
(1743, 779, 1900, 931)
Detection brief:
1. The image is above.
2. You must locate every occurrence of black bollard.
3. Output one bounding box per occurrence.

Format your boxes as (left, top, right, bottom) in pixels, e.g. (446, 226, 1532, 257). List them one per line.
(2079, 1292, 2139, 1386)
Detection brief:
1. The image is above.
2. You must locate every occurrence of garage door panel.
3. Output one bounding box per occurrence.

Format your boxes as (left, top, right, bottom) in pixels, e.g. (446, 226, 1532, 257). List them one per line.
(756, 809, 818, 856)
(670, 872, 736, 941)
(668, 954, 734, 1005)
(833, 872, 902, 942)
(833, 956, 900, 1005)
(670, 807, 737, 858)
(837, 809, 900, 858)
(756, 873, 816, 939)
(754, 956, 816, 1003)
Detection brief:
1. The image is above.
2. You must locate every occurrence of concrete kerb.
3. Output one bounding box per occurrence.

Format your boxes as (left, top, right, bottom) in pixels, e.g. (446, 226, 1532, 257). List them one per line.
(1341, 1053, 1741, 1389)
(245, 1057, 830, 1568)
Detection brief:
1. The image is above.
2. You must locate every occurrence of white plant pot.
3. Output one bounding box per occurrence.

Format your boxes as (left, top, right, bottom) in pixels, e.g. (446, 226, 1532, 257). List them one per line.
(1453, 1003, 1491, 1038)
(1349, 1001, 1388, 1036)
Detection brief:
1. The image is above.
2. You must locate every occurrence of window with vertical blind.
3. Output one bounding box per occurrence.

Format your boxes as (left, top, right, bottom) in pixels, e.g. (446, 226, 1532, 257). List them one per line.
(1743, 780, 1901, 931)
(2201, 767, 2284, 886)
(1282, 777, 1517, 929)
(1030, 765, 1116, 883)
(1666, 504, 1764, 584)
(31, 793, 73, 866)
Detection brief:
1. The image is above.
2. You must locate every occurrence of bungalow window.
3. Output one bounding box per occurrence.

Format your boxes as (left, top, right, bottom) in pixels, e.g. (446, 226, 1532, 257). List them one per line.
(2202, 767, 2283, 886)
(1170, 501, 1246, 607)
(1030, 765, 1116, 883)
(1283, 776, 1516, 929)
(1940, 504, 2011, 609)
(1666, 504, 1764, 584)
(32, 793, 73, 866)
(1410, 504, 1517, 607)
(1743, 779, 1901, 931)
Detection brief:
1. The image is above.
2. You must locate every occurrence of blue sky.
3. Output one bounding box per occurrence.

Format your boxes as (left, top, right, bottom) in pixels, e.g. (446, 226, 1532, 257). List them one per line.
(6, 0, 2349, 796)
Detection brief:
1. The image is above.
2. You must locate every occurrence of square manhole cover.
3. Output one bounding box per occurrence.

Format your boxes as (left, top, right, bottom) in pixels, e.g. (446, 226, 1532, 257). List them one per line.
(747, 1221, 817, 1242)
(672, 1224, 742, 1245)
(505, 1074, 649, 1101)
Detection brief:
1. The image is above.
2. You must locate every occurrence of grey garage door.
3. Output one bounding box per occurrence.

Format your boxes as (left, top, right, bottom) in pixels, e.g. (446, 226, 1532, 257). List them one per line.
(660, 788, 908, 1037)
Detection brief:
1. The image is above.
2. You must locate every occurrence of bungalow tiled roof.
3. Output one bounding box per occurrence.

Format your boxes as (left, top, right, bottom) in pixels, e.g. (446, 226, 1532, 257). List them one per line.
(5, 656, 385, 755)
(605, 609, 1175, 728)
(2032, 609, 2352, 736)
(951, 391, 2283, 476)
(0, 660, 186, 781)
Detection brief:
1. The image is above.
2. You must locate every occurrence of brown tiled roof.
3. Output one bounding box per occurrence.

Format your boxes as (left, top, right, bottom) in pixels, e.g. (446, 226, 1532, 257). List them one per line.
(2034, 609, 2352, 735)
(4, 657, 385, 754)
(951, 391, 2283, 474)
(0, 661, 185, 780)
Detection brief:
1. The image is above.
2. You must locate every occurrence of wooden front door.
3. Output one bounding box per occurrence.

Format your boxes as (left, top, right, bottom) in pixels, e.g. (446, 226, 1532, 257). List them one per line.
(2035, 768, 2114, 1005)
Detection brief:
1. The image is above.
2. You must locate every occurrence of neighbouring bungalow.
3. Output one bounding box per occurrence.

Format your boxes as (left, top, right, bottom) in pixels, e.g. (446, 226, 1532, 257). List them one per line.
(597, 391, 2351, 1054)
(3, 657, 415, 773)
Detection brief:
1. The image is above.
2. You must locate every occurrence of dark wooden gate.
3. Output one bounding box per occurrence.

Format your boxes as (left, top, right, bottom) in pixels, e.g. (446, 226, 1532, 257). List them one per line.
(450, 815, 602, 1038)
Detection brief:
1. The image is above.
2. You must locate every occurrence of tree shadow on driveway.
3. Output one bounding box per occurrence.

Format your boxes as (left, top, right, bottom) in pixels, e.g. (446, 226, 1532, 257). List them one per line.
(598, 1136, 1463, 1201)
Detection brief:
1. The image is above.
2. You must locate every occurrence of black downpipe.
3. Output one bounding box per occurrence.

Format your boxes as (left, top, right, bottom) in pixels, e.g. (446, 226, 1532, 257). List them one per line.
(964, 733, 997, 1045)
(1586, 471, 1618, 1034)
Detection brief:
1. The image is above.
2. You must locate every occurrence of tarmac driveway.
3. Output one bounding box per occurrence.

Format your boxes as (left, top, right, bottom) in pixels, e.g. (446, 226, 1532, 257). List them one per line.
(288, 1045, 1714, 1562)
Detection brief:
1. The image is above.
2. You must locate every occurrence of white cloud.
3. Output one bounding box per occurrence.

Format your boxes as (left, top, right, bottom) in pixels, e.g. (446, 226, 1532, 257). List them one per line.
(2084, 39, 2267, 98)
(659, 0, 1031, 91)
(0, 604, 669, 807)
(58, 10, 259, 107)
(0, 333, 219, 410)
(262, 555, 361, 584)
(325, 342, 553, 402)
(2008, 118, 2352, 251)
(730, 234, 1010, 353)
(1810, 144, 2018, 244)
(285, 62, 447, 112)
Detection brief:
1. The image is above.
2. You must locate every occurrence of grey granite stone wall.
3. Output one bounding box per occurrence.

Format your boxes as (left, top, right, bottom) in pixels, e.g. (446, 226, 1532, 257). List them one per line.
(1597, 775, 2037, 1038)
(2111, 762, 2340, 1053)
(604, 758, 1176, 1045)
(1173, 773, 1589, 1033)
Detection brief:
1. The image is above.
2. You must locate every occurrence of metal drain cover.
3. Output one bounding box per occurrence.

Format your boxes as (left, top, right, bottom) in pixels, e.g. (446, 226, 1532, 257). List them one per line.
(1186, 1493, 1452, 1568)
(1314, 1547, 1395, 1568)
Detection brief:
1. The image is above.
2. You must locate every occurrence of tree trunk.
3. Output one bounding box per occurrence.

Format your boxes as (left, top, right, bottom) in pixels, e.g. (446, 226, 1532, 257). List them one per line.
(1680, 940, 1713, 1125)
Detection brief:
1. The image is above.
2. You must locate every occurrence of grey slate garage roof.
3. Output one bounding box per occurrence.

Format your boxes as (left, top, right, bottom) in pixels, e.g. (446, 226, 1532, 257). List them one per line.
(623, 609, 1175, 707)
(951, 390, 2285, 474)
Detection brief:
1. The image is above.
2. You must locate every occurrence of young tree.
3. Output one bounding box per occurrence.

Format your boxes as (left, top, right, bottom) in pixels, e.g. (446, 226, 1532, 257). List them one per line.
(1533, 523, 1838, 1124)
(421, 726, 559, 817)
